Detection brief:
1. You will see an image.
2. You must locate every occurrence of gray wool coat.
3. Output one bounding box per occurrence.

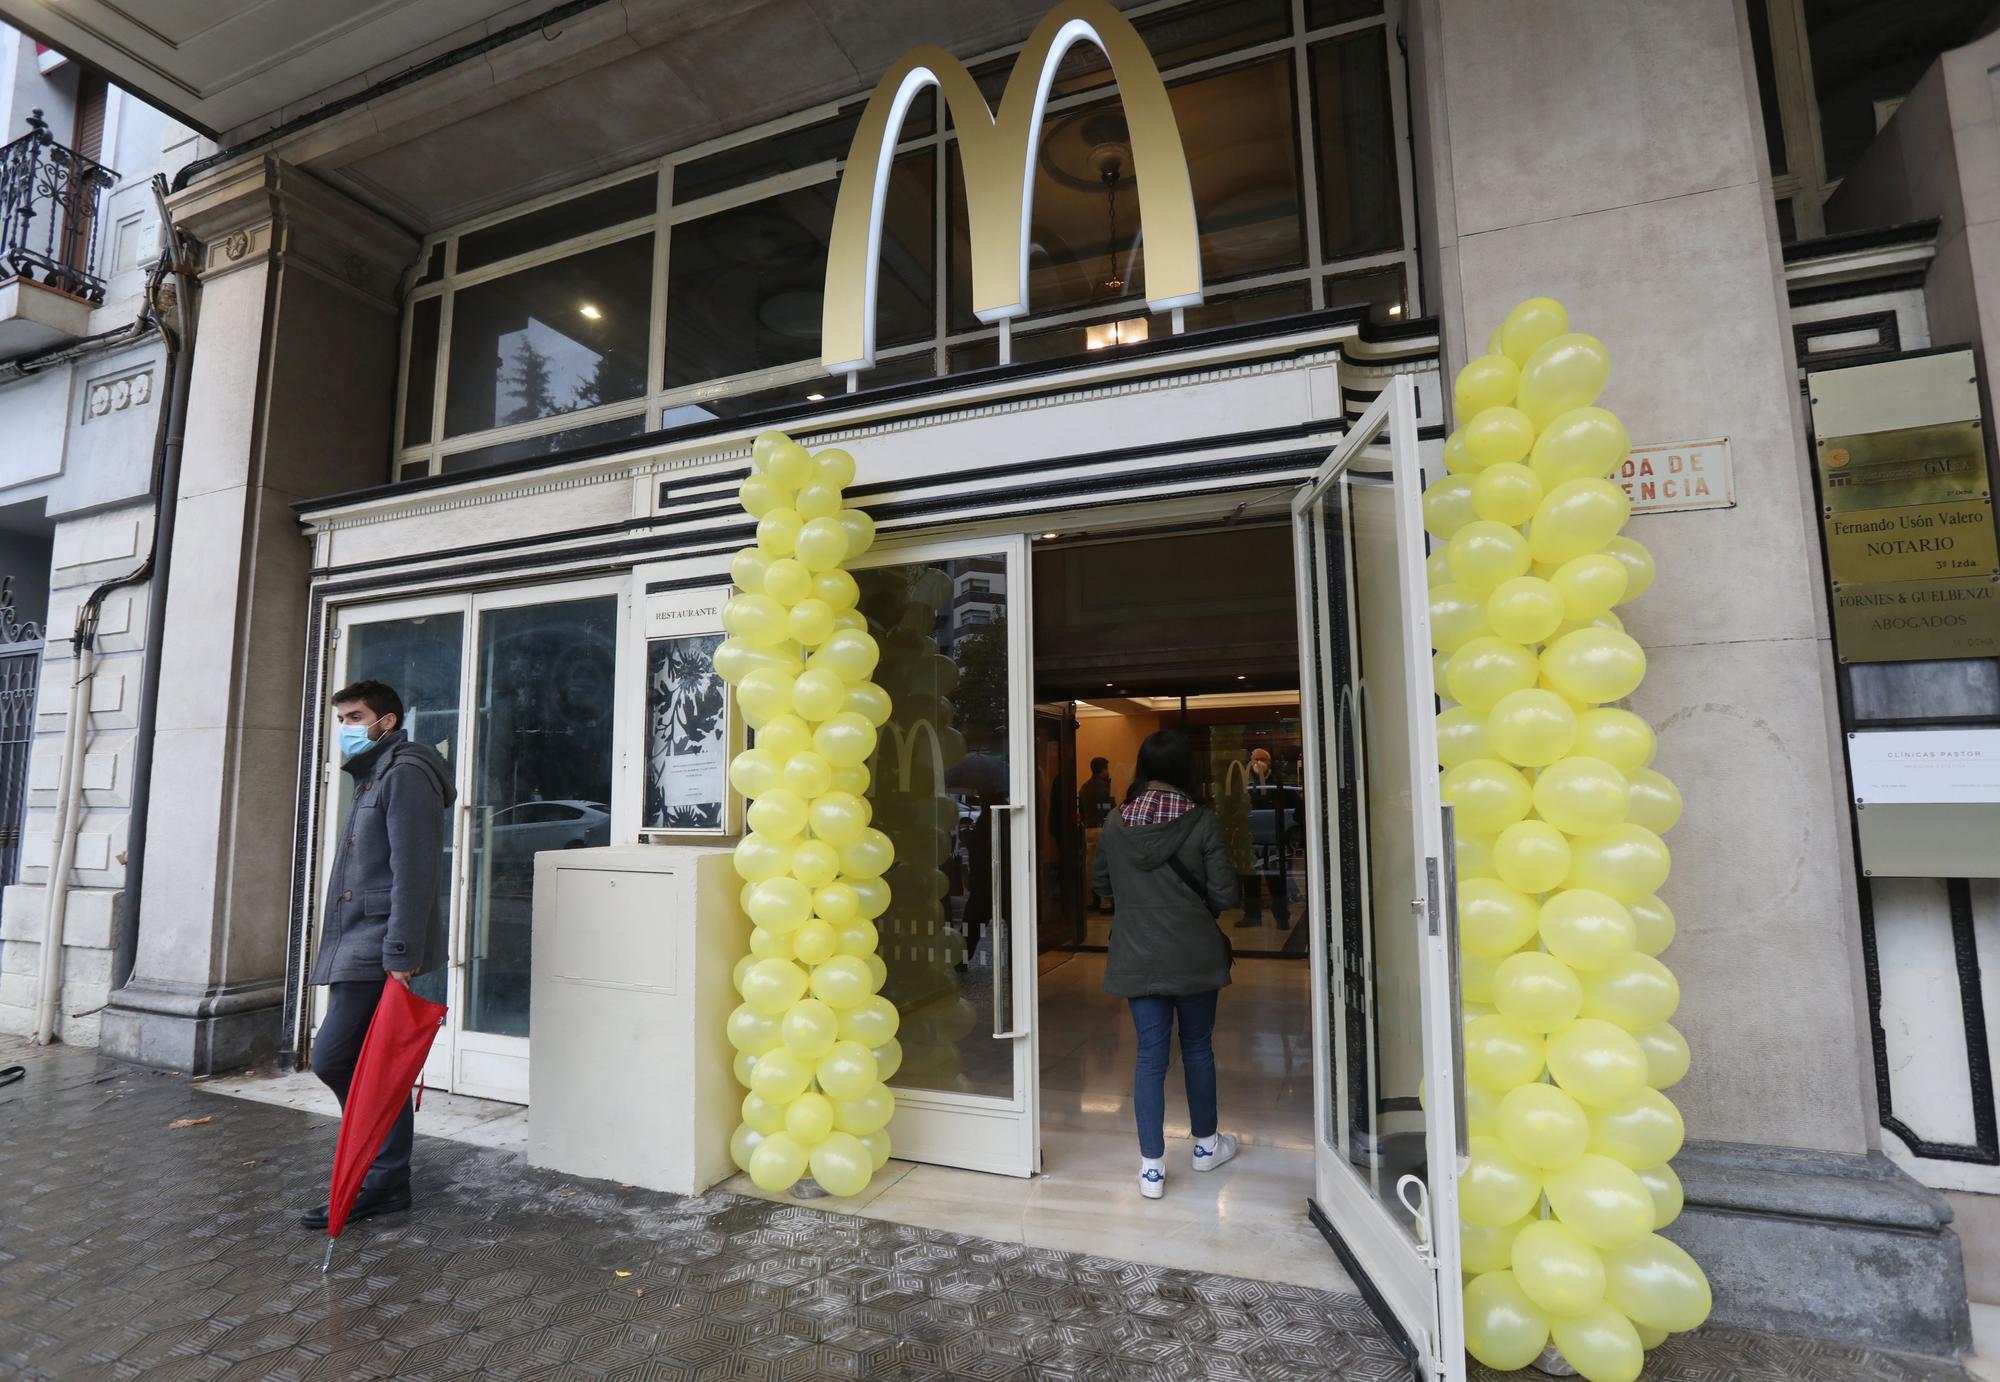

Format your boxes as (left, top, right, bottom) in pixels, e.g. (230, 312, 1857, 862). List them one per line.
(310, 729, 457, 985)
(1090, 800, 1240, 997)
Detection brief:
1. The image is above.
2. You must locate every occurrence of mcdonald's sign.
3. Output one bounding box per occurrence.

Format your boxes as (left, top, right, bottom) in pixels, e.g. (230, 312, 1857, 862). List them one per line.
(821, 0, 1205, 374)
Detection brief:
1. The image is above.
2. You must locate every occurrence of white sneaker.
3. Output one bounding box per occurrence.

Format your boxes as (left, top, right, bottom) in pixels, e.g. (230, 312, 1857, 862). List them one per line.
(1192, 1133, 1239, 1172)
(1140, 1166, 1166, 1199)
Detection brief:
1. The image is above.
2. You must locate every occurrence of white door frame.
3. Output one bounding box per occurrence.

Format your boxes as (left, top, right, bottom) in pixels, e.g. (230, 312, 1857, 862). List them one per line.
(1292, 375, 1465, 1380)
(846, 530, 1042, 1178)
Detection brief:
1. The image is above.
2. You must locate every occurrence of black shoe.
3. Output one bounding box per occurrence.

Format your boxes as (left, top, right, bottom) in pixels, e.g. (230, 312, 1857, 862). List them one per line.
(299, 1183, 411, 1230)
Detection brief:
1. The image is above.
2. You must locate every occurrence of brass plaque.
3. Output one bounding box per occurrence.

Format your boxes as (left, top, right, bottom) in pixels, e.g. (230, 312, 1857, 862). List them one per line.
(1824, 500, 2000, 585)
(1833, 577, 2000, 662)
(1818, 420, 1990, 513)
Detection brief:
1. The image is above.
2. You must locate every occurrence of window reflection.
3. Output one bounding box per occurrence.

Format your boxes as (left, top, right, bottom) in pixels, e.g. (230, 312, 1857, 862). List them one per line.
(1310, 29, 1401, 260)
(444, 234, 653, 438)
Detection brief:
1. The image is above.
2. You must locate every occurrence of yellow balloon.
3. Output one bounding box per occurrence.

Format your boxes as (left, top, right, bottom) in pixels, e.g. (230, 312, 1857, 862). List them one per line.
(730, 1122, 764, 1173)
(1636, 1322, 1669, 1350)
(1542, 628, 1647, 705)
(733, 831, 793, 884)
(1498, 297, 1570, 367)
(832, 1084, 896, 1136)
(746, 786, 808, 841)
(1464, 1079, 1503, 1136)
(814, 569, 860, 613)
(1465, 406, 1537, 469)
(1463, 1216, 1533, 1275)
(1459, 879, 1542, 957)
(1466, 1014, 1547, 1091)
(1487, 689, 1578, 767)
(791, 919, 838, 967)
(1454, 830, 1498, 881)
(808, 791, 869, 848)
(1635, 1021, 1691, 1089)
(1422, 475, 1480, 539)
(1493, 950, 1584, 1033)
(807, 446, 855, 489)
(1448, 638, 1540, 711)
(788, 667, 845, 723)
(1565, 825, 1671, 902)
(851, 876, 891, 920)
(1463, 1269, 1552, 1371)
(1546, 1153, 1656, 1249)
(731, 546, 772, 594)
(1427, 547, 1453, 588)
(1498, 1082, 1591, 1168)
(1603, 535, 1656, 601)
(1549, 1305, 1645, 1382)
(1460, 950, 1502, 1007)
(1529, 478, 1632, 566)
(1589, 1089, 1685, 1169)
(788, 598, 836, 647)
(859, 1128, 893, 1171)
(727, 1002, 782, 1055)
(795, 516, 851, 573)
(741, 957, 810, 1015)
(1547, 1018, 1651, 1109)
(1533, 756, 1631, 836)
(715, 638, 800, 684)
(1437, 705, 1492, 768)
(837, 507, 877, 559)
(751, 430, 790, 470)
(727, 593, 790, 649)
(1493, 819, 1574, 894)
(1551, 554, 1629, 623)
(785, 1090, 836, 1146)
(1512, 1219, 1606, 1318)
(1580, 953, 1680, 1031)
(845, 681, 893, 727)
(757, 508, 804, 558)
(737, 667, 798, 728)
(1625, 768, 1682, 834)
(1517, 333, 1610, 427)
(814, 884, 861, 929)
(839, 994, 900, 1047)
(1473, 462, 1545, 527)
(810, 955, 876, 1010)
(1601, 1233, 1712, 1332)
(1486, 577, 1566, 646)
(816, 1040, 880, 1101)
(739, 475, 790, 520)
(839, 827, 896, 880)
(741, 1089, 787, 1134)
(1460, 1135, 1543, 1227)
(780, 997, 840, 1059)
(1637, 1162, 1684, 1228)
(1539, 889, 1637, 971)
(1444, 429, 1479, 476)
(748, 1129, 810, 1191)
(1441, 757, 1533, 835)
(759, 716, 814, 762)
(795, 481, 844, 521)
(787, 841, 839, 891)
(810, 1130, 874, 1196)
(733, 1050, 760, 1089)
(1429, 584, 1491, 653)
(817, 628, 881, 683)
(1628, 893, 1675, 957)
(1455, 352, 1521, 417)
(1448, 521, 1533, 594)
(749, 1047, 814, 1103)
(1529, 406, 1630, 486)
(748, 926, 794, 961)
(765, 439, 813, 489)
(872, 1036, 904, 1082)
(747, 876, 813, 934)
(764, 557, 813, 606)
(1572, 708, 1654, 772)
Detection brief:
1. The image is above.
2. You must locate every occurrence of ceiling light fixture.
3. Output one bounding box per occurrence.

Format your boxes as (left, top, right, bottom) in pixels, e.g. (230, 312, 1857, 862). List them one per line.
(806, 393, 825, 401)
(1041, 531, 1059, 540)
(579, 303, 602, 320)
(1387, 304, 1403, 317)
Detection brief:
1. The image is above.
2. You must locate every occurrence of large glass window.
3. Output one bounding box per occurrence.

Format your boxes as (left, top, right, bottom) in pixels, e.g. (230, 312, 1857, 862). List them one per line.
(394, 0, 1417, 480)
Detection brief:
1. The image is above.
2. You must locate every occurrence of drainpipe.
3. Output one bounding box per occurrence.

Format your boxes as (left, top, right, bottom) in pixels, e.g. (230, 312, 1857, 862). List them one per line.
(109, 177, 197, 993)
(31, 617, 96, 1043)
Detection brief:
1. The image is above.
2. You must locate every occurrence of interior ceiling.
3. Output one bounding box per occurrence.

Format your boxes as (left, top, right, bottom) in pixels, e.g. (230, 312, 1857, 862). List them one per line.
(4, 0, 1158, 235)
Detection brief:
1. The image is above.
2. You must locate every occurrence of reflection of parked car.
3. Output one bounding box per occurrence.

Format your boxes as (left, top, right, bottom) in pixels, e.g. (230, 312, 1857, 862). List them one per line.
(486, 800, 611, 865)
(1249, 785, 1302, 849)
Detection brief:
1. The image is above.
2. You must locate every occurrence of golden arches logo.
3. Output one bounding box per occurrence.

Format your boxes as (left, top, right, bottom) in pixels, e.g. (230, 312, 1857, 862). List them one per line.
(821, 0, 1204, 374)
(881, 718, 948, 794)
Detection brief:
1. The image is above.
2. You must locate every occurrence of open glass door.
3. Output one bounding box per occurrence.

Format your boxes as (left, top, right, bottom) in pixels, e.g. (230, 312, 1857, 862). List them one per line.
(848, 533, 1040, 1176)
(1294, 375, 1465, 1379)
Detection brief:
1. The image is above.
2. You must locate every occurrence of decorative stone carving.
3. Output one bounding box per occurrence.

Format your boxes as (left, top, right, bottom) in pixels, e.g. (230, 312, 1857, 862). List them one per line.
(81, 366, 154, 425)
(222, 229, 252, 261)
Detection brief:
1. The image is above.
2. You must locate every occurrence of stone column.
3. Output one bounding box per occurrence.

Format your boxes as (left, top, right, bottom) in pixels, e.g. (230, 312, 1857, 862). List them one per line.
(100, 159, 415, 1074)
(1406, 0, 1968, 1354)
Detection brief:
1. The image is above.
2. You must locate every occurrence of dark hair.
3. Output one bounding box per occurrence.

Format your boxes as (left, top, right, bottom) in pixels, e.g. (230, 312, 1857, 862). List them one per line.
(1090, 756, 1109, 774)
(1133, 729, 1199, 798)
(332, 679, 404, 727)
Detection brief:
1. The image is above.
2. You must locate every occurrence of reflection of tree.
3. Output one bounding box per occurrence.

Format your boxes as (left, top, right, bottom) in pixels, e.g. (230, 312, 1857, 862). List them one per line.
(503, 337, 558, 427)
(572, 346, 644, 414)
(952, 615, 1007, 746)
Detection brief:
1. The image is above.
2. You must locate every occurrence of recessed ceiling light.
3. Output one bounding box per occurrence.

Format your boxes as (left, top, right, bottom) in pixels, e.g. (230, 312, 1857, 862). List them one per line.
(806, 393, 825, 401)
(1387, 304, 1403, 317)
(579, 303, 602, 320)
(1040, 531, 1059, 540)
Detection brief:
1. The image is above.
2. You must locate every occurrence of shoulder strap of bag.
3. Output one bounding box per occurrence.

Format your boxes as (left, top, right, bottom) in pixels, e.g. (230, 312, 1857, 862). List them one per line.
(1163, 853, 1220, 918)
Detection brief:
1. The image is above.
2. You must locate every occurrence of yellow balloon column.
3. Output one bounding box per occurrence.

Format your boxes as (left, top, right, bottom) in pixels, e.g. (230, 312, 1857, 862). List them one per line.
(719, 430, 902, 1199)
(1437, 301, 1711, 1381)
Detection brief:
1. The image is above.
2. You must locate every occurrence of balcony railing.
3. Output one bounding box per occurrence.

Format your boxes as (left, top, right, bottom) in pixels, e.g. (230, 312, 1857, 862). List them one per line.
(0, 110, 117, 305)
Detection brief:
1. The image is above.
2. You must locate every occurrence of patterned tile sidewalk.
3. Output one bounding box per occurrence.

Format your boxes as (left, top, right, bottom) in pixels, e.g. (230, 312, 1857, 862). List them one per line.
(0, 1039, 1971, 1381)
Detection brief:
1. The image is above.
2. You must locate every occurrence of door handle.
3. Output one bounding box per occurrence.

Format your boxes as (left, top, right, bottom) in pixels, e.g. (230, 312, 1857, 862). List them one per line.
(1439, 804, 1468, 1163)
(987, 801, 1030, 1040)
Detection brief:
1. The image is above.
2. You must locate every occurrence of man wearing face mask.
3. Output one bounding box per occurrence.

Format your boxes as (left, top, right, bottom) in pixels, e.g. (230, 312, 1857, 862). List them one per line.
(299, 679, 456, 1228)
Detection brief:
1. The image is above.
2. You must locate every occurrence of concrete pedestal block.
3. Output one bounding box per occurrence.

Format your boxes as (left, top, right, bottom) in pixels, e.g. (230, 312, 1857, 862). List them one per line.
(1669, 1140, 1973, 1356)
(99, 975, 284, 1075)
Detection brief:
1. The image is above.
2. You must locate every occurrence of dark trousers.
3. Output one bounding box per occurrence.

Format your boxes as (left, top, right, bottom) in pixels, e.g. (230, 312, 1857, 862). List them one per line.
(1128, 990, 1220, 1160)
(310, 980, 414, 1192)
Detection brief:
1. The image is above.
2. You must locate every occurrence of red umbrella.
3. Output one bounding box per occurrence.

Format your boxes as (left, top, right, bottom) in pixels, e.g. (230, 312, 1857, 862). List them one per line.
(320, 978, 446, 1270)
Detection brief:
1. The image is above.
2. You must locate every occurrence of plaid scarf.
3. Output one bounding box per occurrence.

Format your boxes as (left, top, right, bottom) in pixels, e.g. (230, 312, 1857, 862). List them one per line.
(1122, 787, 1195, 826)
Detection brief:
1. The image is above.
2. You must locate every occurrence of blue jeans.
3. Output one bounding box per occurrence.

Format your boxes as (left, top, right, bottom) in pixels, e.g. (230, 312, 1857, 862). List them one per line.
(1128, 990, 1220, 1159)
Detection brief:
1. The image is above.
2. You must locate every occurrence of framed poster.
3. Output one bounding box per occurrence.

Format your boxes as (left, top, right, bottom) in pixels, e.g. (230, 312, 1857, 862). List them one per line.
(642, 584, 737, 836)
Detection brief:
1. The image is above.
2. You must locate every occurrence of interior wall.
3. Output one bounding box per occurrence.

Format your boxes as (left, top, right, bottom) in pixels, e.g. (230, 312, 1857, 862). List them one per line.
(1075, 708, 1166, 802)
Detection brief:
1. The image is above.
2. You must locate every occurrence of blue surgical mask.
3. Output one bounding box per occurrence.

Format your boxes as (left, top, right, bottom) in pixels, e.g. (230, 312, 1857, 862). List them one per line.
(337, 718, 381, 760)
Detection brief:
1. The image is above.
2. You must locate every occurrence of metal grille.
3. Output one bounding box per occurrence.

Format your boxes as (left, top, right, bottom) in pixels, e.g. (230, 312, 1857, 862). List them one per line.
(0, 642, 43, 890)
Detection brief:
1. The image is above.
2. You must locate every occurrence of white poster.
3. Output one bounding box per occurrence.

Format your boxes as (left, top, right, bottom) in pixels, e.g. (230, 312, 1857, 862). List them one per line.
(1848, 729, 2000, 805)
(643, 585, 731, 833)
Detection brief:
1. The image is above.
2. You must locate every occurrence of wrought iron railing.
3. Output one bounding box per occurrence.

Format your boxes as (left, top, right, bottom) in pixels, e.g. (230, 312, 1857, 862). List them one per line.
(0, 109, 118, 305)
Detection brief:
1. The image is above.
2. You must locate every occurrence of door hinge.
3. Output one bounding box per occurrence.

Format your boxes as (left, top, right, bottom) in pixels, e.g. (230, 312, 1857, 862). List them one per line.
(1423, 857, 1441, 935)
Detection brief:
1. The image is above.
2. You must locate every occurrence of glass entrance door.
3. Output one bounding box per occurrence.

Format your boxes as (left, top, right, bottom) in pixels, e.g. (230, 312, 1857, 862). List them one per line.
(849, 534, 1039, 1176)
(321, 580, 623, 1105)
(1293, 376, 1465, 1379)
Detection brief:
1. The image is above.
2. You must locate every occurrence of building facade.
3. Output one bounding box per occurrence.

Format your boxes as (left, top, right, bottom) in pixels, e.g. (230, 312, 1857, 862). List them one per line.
(1, 0, 1995, 1368)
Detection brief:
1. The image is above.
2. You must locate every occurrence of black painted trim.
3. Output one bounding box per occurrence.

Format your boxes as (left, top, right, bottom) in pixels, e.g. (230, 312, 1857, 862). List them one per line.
(1308, 1199, 1422, 1381)
(1793, 309, 1902, 369)
(1788, 272, 1929, 309)
(1783, 219, 1941, 263)
(295, 306, 1437, 517)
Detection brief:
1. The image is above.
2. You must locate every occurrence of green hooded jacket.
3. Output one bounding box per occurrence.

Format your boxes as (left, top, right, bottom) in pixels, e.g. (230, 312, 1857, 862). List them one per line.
(1090, 801, 1240, 997)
